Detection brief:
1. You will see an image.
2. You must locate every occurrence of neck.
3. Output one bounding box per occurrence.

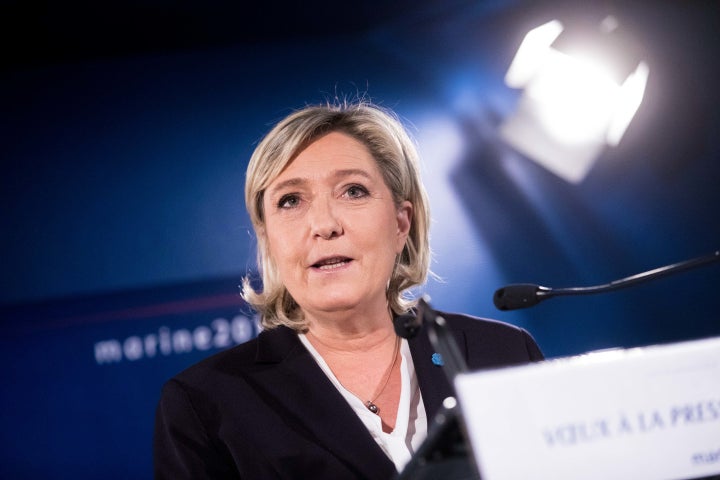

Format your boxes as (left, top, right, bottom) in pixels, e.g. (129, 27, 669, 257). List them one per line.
(306, 320, 396, 353)
(303, 303, 395, 352)
(302, 304, 402, 428)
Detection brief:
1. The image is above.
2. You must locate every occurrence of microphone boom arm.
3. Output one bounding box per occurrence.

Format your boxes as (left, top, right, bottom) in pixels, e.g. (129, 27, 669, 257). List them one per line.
(495, 250, 720, 311)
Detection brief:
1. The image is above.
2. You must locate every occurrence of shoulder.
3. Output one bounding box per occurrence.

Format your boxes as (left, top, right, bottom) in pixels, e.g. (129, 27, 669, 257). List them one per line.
(154, 328, 303, 478)
(436, 310, 544, 367)
(164, 325, 298, 394)
(439, 310, 523, 333)
(173, 335, 259, 384)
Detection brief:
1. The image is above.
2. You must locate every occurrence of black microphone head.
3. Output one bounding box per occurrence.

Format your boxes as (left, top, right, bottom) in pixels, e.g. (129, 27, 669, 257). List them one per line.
(393, 311, 421, 339)
(493, 283, 542, 311)
(394, 296, 434, 338)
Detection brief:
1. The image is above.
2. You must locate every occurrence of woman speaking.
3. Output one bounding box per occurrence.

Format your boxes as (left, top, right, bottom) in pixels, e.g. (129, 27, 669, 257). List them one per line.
(154, 101, 543, 479)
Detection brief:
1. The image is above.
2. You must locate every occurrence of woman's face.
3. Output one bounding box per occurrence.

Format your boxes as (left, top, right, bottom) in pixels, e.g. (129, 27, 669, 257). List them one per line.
(262, 131, 412, 320)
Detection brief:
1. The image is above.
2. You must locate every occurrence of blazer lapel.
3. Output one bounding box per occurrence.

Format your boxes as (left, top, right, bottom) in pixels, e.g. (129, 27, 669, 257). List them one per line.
(254, 327, 397, 480)
(409, 322, 462, 420)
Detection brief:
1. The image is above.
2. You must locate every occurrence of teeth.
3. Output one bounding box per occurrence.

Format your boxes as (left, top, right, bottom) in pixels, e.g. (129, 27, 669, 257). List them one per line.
(316, 259, 349, 270)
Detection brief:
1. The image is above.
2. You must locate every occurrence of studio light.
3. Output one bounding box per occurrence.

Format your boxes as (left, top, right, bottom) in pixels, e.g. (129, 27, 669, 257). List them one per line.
(500, 17, 649, 183)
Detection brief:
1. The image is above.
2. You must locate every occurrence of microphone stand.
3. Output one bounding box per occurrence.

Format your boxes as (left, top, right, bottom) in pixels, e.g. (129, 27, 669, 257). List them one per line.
(395, 297, 477, 480)
(494, 250, 720, 311)
(419, 297, 468, 378)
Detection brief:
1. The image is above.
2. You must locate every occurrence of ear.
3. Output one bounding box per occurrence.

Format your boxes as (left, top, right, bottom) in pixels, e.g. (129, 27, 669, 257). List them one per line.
(395, 200, 413, 254)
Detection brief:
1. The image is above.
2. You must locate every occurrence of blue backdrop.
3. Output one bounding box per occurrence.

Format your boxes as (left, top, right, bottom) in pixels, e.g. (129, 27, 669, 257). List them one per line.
(1, 1, 718, 477)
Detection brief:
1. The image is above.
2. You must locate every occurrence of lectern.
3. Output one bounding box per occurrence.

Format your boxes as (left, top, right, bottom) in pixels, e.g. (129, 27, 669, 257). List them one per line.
(399, 336, 720, 480)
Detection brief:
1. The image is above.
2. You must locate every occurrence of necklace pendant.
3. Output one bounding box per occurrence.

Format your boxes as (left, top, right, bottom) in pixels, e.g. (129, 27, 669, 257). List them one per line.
(366, 401, 379, 414)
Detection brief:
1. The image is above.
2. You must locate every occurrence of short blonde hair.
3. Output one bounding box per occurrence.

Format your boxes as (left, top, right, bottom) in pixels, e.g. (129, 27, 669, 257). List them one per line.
(242, 101, 431, 331)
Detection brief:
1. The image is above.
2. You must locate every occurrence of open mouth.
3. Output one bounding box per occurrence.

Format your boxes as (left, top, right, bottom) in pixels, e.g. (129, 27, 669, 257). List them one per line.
(312, 257, 352, 270)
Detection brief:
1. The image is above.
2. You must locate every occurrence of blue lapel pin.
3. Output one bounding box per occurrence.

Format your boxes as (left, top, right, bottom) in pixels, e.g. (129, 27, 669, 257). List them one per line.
(431, 353, 444, 366)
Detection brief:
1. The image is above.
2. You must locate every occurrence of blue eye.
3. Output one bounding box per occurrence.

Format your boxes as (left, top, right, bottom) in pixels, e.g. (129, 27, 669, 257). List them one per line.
(278, 194, 300, 209)
(346, 185, 369, 199)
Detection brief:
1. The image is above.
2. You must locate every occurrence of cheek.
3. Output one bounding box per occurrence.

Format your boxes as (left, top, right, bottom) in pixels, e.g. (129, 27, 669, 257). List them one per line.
(266, 231, 287, 261)
(265, 223, 301, 268)
(366, 213, 405, 260)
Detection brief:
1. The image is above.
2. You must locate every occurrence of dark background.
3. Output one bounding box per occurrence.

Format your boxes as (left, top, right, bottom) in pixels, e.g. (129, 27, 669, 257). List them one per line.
(1, 0, 718, 477)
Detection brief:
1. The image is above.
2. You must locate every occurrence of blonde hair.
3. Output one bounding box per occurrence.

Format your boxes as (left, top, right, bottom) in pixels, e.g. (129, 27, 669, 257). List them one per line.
(242, 101, 431, 331)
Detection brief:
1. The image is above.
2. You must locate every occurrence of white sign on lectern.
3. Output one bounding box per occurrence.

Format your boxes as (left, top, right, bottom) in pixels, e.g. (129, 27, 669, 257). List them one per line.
(454, 336, 720, 480)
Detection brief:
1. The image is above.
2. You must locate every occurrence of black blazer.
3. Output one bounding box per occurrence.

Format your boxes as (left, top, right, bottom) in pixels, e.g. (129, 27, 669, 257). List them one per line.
(154, 311, 543, 479)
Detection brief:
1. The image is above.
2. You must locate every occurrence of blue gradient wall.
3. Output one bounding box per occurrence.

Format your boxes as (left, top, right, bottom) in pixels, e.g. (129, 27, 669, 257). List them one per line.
(1, 1, 718, 477)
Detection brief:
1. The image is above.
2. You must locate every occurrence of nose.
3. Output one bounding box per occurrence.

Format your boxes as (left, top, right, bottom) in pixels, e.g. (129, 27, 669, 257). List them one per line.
(309, 197, 343, 240)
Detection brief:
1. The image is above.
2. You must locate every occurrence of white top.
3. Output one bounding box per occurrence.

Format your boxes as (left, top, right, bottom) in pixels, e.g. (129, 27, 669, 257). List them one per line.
(298, 334, 428, 472)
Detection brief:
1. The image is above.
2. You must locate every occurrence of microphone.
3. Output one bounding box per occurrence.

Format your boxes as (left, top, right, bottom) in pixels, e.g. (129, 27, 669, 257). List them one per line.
(393, 310, 422, 339)
(493, 250, 720, 311)
(394, 296, 468, 378)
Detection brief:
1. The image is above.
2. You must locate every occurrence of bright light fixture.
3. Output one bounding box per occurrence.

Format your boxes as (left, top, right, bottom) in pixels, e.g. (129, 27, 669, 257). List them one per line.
(500, 18, 649, 183)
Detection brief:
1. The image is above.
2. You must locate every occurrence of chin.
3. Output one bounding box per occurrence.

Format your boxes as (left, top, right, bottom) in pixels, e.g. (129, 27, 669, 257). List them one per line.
(303, 293, 365, 315)
(297, 285, 386, 316)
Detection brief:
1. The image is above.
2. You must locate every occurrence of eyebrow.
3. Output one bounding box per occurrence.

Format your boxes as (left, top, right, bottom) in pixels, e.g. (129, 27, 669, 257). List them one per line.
(268, 168, 373, 196)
